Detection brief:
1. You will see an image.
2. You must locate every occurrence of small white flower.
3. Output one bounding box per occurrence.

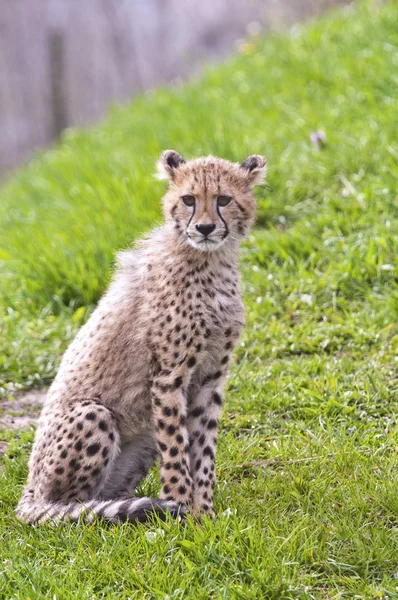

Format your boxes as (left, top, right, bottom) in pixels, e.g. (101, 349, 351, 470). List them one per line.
(145, 529, 165, 543)
(300, 294, 313, 306)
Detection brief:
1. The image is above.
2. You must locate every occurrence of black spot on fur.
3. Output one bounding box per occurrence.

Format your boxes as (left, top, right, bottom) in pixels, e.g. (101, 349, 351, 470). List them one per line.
(170, 447, 179, 457)
(74, 440, 83, 452)
(174, 376, 183, 389)
(86, 412, 96, 421)
(55, 466, 64, 475)
(203, 446, 214, 459)
(203, 371, 222, 386)
(207, 419, 218, 429)
(187, 356, 196, 368)
(99, 420, 108, 432)
(213, 392, 223, 405)
(87, 443, 101, 456)
(191, 406, 205, 418)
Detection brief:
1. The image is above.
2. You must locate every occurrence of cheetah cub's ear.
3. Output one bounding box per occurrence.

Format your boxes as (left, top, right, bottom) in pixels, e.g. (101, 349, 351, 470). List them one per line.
(240, 155, 267, 187)
(156, 150, 186, 181)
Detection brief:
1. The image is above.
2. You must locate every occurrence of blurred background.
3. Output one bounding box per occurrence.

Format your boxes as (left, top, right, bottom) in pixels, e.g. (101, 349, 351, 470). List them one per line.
(0, 0, 350, 176)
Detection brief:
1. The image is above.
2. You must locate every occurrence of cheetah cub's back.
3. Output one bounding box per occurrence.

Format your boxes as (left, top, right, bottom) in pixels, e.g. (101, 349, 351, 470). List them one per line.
(16, 150, 266, 525)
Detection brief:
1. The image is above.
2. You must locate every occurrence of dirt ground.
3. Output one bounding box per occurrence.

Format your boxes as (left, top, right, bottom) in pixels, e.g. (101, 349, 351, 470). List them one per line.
(0, 389, 45, 456)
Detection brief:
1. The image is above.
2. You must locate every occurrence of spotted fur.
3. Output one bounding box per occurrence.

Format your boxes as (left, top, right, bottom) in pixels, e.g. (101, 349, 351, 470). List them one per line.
(16, 151, 266, 524)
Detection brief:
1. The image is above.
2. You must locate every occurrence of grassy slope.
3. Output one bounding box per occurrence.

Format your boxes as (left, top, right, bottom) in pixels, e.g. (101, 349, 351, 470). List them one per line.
(1, 1, 398, 597)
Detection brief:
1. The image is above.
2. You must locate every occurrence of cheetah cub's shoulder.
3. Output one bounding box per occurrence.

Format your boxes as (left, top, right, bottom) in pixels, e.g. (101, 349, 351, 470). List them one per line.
(16, 151, 266, 525)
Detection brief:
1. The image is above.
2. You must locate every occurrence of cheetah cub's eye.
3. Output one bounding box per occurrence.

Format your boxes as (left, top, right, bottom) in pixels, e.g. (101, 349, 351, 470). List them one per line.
(217, 195, 232, 207)
(181, 195, 195, 207)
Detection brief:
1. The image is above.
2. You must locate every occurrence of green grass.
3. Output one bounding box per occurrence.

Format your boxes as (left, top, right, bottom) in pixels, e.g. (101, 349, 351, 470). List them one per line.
(1, 0, 398, 597)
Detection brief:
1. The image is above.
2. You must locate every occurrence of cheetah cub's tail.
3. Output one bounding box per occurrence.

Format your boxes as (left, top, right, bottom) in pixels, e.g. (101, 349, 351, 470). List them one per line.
(16, 495, 184, 525)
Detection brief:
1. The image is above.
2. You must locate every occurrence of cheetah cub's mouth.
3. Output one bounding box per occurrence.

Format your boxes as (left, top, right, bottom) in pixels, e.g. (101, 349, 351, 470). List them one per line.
(187, 231, 226, 252)
(157, 150, 267, 253)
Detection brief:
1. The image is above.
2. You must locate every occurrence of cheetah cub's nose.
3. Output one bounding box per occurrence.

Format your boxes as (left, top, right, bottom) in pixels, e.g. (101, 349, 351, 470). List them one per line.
(196, 223, 216, 237)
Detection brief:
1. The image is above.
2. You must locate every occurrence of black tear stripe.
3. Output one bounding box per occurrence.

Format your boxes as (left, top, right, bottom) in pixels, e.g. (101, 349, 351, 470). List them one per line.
(171, 204, 178, 218)
(216, 204, 229, 239)
(186, 199, 196, 231)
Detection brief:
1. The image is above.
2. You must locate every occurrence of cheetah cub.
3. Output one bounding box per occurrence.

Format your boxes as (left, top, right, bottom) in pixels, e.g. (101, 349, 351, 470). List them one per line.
(16, 150, 266, 524)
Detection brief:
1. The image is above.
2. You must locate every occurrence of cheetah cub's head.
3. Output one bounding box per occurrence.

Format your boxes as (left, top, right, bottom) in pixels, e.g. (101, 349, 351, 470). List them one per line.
(157, 150, 266, 252)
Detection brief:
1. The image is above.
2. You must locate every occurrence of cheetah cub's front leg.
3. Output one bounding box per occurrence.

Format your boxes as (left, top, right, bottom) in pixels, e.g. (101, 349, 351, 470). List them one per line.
(188, 379, 225, 517)
(151, 370, 193, 506)
(187, 336, 238, 516)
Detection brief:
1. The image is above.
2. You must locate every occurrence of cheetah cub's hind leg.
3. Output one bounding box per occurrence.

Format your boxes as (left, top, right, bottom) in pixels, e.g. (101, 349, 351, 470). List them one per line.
(16, 402, 181, 524)
(98, 434, 158, 500)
